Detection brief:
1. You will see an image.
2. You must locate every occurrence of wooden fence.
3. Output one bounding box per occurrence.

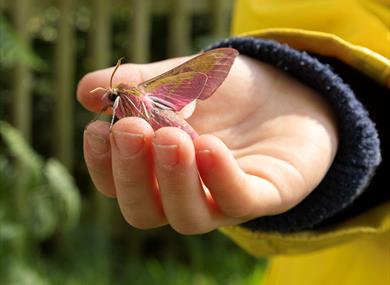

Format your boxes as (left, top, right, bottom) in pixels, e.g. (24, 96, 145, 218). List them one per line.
(5, 0, 233, 170)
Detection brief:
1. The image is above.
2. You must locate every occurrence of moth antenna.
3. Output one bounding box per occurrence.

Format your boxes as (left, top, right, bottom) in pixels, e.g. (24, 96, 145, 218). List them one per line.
(110, 57, 125, 89)
(90, 87, 107, 94)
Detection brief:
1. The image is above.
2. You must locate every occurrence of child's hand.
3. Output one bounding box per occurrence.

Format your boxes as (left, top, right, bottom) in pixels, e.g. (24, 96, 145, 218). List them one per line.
(77, 55, 338, 234)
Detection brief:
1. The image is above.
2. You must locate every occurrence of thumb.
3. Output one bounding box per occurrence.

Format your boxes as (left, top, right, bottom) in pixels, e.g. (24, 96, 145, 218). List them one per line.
(76, 57, 191, 113)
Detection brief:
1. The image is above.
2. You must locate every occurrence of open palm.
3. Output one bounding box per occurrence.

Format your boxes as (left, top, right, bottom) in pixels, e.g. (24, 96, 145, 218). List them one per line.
(77, 54, 338, 234)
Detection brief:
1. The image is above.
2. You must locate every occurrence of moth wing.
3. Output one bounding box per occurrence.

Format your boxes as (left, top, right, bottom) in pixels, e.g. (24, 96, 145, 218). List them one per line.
(140, 71, 208, 112)
(139, 48, 238, 100)
(149, 108, 198, 140)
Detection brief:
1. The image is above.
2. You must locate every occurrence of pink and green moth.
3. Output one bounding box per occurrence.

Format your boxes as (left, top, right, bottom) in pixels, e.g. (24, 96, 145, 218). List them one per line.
(90, 48, 238, 139)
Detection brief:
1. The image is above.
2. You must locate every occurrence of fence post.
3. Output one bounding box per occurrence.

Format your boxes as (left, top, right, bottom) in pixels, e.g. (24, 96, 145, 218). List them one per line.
(129, 0, 151, 63)
(12, 0, 31, 142)
(90, 0, 111, 68)
(168, 0, 191, 57)
(54, 0, 75, 170)
(212, 0, 231, 40)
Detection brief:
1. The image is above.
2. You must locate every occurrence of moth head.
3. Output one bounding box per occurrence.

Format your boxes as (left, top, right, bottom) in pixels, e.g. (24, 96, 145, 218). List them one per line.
(107, 89, 119, 102)
(89, 87, 119, 109)
(89, 57, 125, 105)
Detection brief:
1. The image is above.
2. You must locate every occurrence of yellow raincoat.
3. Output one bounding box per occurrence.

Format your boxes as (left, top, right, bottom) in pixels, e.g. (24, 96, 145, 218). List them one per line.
(222, 1, 390, 284)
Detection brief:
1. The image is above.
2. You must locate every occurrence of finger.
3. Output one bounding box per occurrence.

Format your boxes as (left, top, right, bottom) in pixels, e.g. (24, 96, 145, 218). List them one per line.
(76, 58, 191, 113)
(153, 127, 221, 234)
(194, 135, 286, 219)
(110, 117, 166, 229)
(84, 121, 116, 197)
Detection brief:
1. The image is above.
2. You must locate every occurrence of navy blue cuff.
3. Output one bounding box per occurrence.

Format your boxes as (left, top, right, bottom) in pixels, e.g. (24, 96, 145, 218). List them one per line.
(206, 37, 381, 233)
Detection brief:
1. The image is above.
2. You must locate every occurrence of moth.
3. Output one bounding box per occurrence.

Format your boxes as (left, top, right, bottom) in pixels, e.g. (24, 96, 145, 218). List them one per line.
(90, 48, 238, 139)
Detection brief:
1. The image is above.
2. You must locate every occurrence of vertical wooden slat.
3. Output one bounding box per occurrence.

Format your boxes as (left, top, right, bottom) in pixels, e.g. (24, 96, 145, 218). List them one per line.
(90, 0, 111, 69)
(54, 0, 75, 170)
(12, 0, 31, 142)
(212, 0, 230, 40)
(129, 0, 151, 63)
(168, 0, 191, 57)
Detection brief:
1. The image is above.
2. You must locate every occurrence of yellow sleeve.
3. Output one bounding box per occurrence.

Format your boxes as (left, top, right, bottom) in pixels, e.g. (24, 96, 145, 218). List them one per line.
(232, 0, 390, 87)
(219, 0, 390, 258)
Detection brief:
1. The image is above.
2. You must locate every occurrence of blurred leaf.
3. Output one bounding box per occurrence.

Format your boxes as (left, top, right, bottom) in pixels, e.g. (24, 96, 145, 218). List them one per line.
(0, 121, 81, 239)
(0, 222, 26, 258)
(45, 158, 81, 231)
(243, 259, 268, 285)
(0, 260, 49, 285)
(0, 121, 43, 178)
(0, 14, 45, 70)
(27, 185, 58, 239)
(0, 121, 56, 239)
(0, 222, 24, 244)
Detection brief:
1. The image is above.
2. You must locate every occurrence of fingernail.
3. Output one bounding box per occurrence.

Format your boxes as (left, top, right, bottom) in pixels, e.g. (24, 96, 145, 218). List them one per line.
(153, 143, 178, 168)
(196, 149, 214, 171)
(85, 131, 110, 155)
(112, 130, 144, 158)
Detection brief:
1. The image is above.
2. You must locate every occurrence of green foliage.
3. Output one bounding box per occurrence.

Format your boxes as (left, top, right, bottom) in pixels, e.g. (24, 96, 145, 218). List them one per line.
(0, 14, 44, 70)
(0, 120, 43, 177)
(44, 159, 81, 231)
(0, 121, 81, 239)
(0, 260, 50, 285)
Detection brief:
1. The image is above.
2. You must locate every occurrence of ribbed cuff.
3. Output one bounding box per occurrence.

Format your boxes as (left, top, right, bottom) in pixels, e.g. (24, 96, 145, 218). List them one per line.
(206, 37, 381, 233)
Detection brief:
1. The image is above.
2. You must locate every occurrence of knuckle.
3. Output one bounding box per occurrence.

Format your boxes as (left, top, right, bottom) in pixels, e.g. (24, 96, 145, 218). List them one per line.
(170, 218, 212, 235)
(221, 203, 253, 219)
(215, 174, 254, 218)
(119, 199, 165, 230)
(122, 213, 156, 230)
(95, 186, 116, 198)
(114, 173, 140, 190)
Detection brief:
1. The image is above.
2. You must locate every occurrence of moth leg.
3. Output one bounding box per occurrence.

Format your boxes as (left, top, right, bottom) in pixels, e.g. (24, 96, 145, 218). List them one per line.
(141, 101, 150, 121)
(110, 96, 121, 131)
(121, 94, 141, 117)
(85, 105, 109, 130)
